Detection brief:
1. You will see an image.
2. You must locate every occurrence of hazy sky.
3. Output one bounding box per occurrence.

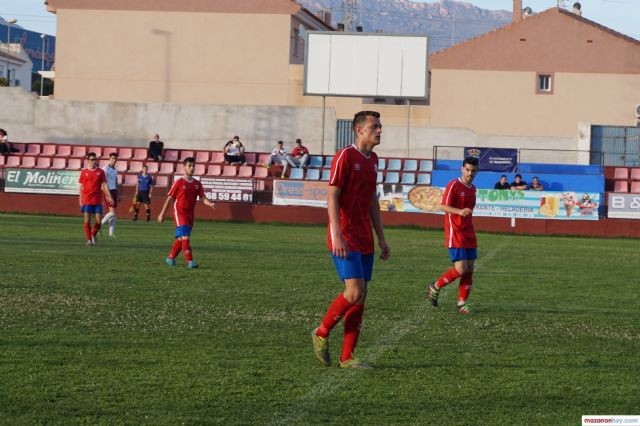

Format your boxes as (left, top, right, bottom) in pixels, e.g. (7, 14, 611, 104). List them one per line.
(1, 0, 638, 39)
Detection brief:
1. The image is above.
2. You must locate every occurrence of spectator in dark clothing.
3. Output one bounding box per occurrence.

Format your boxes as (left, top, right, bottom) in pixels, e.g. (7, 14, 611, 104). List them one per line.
(148, 133, 164, 162)
(494, 175, 510, 190)
(0, 128, 19, 155)
(510, 174, 527, 190)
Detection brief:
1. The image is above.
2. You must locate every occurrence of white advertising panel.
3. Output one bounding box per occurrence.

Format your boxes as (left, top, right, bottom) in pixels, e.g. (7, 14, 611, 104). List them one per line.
(304, 32, 428, 99)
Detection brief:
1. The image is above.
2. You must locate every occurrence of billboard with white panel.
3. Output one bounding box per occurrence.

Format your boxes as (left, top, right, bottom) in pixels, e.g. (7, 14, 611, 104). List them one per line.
(304, 32, 428, 99)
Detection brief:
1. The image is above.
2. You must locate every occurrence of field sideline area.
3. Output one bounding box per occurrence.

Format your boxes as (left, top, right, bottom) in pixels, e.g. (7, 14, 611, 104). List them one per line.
(0, 213, 638, 424)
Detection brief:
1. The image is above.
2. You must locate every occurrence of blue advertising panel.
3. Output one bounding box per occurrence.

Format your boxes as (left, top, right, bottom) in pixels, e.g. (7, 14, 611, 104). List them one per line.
(1, 23, 55, 72)
(465, 147, 517, 172)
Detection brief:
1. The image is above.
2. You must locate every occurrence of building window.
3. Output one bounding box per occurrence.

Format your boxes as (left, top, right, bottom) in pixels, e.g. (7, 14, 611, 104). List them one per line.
(536, 73, 553, 94)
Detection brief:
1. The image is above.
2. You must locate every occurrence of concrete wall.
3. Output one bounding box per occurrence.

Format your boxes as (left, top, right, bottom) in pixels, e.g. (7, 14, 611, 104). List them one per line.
(0, 86, 581, 159)
(0, 87, 337, 154)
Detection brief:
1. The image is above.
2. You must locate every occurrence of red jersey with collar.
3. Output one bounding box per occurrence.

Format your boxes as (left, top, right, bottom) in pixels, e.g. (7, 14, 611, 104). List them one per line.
(79, 167, 106, 205)
(327, 145, 378, 254)
(290, 145, 309, 156)
(442, 178, 477, 248)
(168, 177, 205, 227)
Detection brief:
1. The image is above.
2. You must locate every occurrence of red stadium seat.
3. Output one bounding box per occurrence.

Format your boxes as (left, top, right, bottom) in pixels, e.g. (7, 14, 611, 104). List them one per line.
(115, 160, 128, 172)
(613, 168, 628, 180)
(41, 144, 57, 156)
(57, 145, 72, 157)
(155, 175, 169, 187)
(244, 152, 256, 165)
(631, 168, 640, 181)
(123, 174, 138, 186)
(145, 162, 159, 174)
(132, 148, 147, 160)
(206, 164, 221, 176)
(0, 155, 5, 166)
(71, 145, 87, 158)
(614, 180, 628, 193)
(238, 165, 253, 177)
(36, 157, 51, 169)
(98, 159, 109, 169)
(118, 147, 133, 159)
(158, 162, 175, 175)
(21, 156, 36, 168)
(210, 151, 225, 164)
(257, 153, 270, 166)
(222, 165, 237, 177)
(5, 156, 20, 167)
(128, 160, 143, 173)
(51, 157, 66, 169)
(631, 181, 640, 194)
(195, 151, 210, 163)
(163, 149, 179, 161)
(26, 144, 41, 155)
(194, 164, 205, 176)
(253, 166, 268, 178)
(11, 143, 25, 153)
(67, 158, 82, 170)
(175, 163, 185, 175)
(179, 150, 194, 161)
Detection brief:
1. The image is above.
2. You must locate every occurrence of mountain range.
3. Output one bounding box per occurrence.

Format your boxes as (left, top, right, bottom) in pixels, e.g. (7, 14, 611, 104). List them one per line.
(297, 0, 513, 53)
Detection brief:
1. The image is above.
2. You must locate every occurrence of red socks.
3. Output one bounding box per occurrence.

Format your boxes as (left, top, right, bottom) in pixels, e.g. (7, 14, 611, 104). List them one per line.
(181, 239, 193, 262)
(458, 272, 473, 304)
(83, 223, 91, 240)
(435, 267, 462, 289)
(168, 239, 182, 259)
(91, 223, 101, 237)
(341, 303, 364, 362)
(316, 293, 353, 338)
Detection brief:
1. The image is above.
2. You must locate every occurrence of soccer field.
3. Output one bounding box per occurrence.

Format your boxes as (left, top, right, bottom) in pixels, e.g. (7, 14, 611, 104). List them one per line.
(0, 213, 638, 425)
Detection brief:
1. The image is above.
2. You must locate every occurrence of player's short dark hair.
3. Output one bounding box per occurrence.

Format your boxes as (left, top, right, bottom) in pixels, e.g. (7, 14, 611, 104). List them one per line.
(183, 157, 196, 165)
(500, 174, 507, 179)
(515, 173, 522, 179)
(109, 152, 118, 158)
(86, 152, 97, 159)
(463, 156, 479, 167)
(352, 110, 380, 132)
(277, 141, 283, 145)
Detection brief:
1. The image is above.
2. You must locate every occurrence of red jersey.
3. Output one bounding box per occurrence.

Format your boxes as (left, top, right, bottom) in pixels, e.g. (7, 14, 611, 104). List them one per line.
(78, 167, 106, 205)
(290, 145, 309, 157)
(442, 178, 477, 248)
(168, 177, 206, 227)
(327, 145, 378, 254)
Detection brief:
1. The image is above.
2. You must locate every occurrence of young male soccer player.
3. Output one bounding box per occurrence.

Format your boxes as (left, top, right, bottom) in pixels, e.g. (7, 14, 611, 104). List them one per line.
(132, 165, 154, 221)
(101, 152, 119, 237)
(78, 152, 113, 245)
(157, 157, 214, 268)
(311, 111, 390, 369)
(428, 156, 479, 314)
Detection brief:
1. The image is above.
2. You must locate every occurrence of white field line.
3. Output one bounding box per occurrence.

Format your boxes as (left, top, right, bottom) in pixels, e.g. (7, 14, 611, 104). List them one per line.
(269, 241, 507, 425)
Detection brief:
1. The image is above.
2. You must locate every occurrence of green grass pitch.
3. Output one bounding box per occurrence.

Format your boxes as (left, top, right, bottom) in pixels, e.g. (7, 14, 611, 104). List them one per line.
(0, 213, 638, 425)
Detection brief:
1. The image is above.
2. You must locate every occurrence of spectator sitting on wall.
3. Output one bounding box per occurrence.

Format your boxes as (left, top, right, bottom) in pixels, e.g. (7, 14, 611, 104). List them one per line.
(269, 140, 289, 178)
(148, 133, 164, 162)
(494, 175, 510, 190)
(528, 176, 544, 191)
(510, 174, 527, 190)
(0, 128, 19, 155)
(224, 135, 245, 165)
(286, 138, 310, 169)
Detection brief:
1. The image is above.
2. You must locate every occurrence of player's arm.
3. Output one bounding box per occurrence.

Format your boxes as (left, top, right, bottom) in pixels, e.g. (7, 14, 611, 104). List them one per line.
(157, 195, 174, 224)
(327, 185, 348, 258)
(78, 184, 83, 207)
(369, 191, 390, 260)
(440, 204, 471, 217)
(201, 197, 215, 209)
(102, 182, 113, 204)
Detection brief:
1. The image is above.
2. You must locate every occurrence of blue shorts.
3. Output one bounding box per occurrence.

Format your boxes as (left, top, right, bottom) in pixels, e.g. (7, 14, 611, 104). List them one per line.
(448, 248, 477, 262)
(81, 204, 103, 214)
(332, 252, 374, 282)
(175, 225, 192, 238)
